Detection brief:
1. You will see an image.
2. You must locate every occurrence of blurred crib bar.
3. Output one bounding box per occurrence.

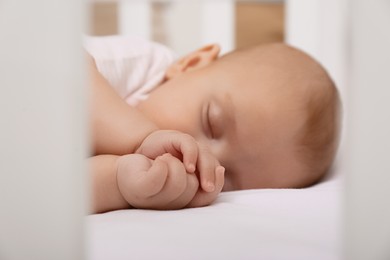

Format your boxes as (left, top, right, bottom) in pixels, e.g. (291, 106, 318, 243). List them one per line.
(90, 0, 284, 55)
(0, 0, 88, 259)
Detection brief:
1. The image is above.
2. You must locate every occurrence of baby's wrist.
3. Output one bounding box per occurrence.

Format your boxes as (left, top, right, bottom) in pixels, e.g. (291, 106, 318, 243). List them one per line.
(114, 156, 133, 208)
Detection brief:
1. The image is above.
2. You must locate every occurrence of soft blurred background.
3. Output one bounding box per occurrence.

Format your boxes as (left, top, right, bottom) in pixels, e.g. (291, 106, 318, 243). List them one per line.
(89, 1, 284, 55)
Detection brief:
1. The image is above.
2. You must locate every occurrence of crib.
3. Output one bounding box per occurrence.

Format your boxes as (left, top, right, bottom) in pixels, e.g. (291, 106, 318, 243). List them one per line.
(0, 0, 389, 259)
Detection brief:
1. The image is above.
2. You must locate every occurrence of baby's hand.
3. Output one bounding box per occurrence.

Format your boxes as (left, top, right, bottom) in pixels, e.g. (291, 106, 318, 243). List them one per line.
(186, 165, 225, 208)
(116, 153, 199, 210)
(136, 130, 223, 193)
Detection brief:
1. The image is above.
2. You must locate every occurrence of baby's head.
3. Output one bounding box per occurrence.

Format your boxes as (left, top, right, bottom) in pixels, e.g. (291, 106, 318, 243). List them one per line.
(137, 43, 341, 191)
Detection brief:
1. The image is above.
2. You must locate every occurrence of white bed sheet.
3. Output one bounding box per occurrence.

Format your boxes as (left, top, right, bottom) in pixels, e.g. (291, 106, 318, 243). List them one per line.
(87, 173, 342, 260)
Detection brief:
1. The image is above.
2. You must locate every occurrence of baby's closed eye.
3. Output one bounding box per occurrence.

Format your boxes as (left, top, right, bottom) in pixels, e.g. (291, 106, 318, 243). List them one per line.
(207, 102, 224, 139)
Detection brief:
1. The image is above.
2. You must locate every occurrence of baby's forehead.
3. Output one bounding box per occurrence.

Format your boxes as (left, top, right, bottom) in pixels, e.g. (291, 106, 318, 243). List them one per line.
(226, 71, 307, 112)
(214, 44, 329, 131)
(219, 44, 326, 89)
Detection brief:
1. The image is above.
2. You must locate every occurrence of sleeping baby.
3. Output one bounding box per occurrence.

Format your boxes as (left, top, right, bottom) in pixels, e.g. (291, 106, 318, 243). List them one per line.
(85, 36, 341, 213)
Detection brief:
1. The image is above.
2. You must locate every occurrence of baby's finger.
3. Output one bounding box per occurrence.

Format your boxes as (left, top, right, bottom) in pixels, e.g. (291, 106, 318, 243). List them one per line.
(165, 173, 199, 210)
(135, 157, 168, 198)
(197, 147, 217, 192)
(186, 166, 225, 208)
(170, 133, 198, 173)
(152, 154, 188, 205)
(214, 166, 225, 192)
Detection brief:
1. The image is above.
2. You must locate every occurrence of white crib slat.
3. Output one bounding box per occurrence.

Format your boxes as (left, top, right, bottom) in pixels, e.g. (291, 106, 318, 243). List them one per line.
(0, 0, 87, 259)
(118, 0, 152, 39)
(200, 0, 235, 55)
(345, 0, 390, 259)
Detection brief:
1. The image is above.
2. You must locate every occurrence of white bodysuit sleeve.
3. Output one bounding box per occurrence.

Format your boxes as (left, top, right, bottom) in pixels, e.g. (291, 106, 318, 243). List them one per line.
(83, 35, 177, 106)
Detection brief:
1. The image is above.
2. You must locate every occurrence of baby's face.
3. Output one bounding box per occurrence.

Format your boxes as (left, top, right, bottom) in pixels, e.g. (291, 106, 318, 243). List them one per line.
(137, 54, 308, 191)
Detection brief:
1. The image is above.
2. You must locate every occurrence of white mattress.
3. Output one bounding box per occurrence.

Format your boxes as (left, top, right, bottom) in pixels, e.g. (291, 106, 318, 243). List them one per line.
(87, 169, 342, 260)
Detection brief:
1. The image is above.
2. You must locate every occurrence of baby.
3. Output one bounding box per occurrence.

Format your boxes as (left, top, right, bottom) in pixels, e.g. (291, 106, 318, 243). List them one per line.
(86, 36, 341, 213)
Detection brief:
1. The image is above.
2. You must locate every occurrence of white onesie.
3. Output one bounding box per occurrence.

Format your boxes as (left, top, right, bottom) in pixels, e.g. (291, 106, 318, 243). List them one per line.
(83, 35, 177, 106)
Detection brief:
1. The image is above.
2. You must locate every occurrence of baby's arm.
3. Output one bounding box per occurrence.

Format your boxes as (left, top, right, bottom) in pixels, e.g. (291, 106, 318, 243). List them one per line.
(87, 55, 158, 155)
(88, 153, 199, 213)
(88, 155, 129, 213)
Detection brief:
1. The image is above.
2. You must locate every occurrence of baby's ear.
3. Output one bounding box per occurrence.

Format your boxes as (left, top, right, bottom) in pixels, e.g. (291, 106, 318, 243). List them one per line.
(165, 44, 220, 80)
